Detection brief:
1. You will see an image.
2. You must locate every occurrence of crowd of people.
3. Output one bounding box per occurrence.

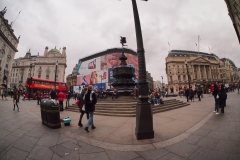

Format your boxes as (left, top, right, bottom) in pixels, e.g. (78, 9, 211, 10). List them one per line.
(2, 82, 239, 133)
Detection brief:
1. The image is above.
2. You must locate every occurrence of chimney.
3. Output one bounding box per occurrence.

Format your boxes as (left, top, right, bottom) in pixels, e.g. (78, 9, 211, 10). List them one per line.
(44, 46, 48, 56)
(62, 46, 66, 56)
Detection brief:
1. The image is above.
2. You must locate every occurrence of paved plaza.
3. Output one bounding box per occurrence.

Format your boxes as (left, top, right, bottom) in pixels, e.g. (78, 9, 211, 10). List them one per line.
(0, 92, 240, 160)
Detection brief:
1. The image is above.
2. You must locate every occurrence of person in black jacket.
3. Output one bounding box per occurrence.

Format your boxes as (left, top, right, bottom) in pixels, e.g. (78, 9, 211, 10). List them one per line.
(212, 84, 219, 114)
(78, 87, 89, 127)
(84, 85, 97, 132)
(218, 84, 227, 114)
(185, 88, 189, 102)
(197, 87, 203, 101)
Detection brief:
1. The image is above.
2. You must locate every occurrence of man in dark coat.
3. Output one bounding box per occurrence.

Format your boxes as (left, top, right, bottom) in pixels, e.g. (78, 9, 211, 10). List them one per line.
(197, 87, 203, 101)
(185, 88, 189, 102)
(218, 84, 227, 114)
(189, 88, 194, 102)
(49, 87, 56, 99)
(78, 87, 89, 127)
(84, 85, 97, 132)
(212, 84, 220, 114)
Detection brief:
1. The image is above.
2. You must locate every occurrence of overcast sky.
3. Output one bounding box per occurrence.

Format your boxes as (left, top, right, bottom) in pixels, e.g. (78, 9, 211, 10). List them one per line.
(2, 0, 240, 83)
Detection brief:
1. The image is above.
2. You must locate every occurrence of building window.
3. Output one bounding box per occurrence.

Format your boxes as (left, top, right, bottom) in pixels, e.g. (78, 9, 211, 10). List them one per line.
(38, 71, 41, 78)
(46, 71, 50, 80)
(178, 75, 181, 81)
(170, 76, 173, 83)
(183, 75, 186, 81)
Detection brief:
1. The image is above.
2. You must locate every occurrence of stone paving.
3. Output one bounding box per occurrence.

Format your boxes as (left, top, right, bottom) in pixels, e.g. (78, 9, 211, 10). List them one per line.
(0, 92, 239, 160)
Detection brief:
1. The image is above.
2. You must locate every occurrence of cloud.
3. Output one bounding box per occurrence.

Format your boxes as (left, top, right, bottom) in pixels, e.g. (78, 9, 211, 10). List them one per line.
(1, 0, 239, 84)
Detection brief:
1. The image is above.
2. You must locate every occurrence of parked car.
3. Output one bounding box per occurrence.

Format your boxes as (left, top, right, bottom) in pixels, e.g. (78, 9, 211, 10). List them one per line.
(166, 93, 178, 97)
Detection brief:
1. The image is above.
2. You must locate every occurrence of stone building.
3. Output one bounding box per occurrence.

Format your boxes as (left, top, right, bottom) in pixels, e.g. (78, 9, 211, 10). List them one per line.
(153, 80, 166, 92)
(220, 58, 239, 83)
(66, 64, 78, 89)
(10, 47, 67, 88)
(0, 7, 20, 88)
(165, 50, 238, 93)
(146, 71, 154, 91)
(225, 0, 240, 43)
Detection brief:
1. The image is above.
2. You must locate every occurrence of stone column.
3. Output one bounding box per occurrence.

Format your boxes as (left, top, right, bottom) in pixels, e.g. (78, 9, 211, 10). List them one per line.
(198, 65, 201, 80)
(204, 65, 207, 79)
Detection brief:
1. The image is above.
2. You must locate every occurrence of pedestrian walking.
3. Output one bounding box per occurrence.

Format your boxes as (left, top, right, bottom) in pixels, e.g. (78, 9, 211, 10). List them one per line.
(208, 88, 211, 97)
(36, 90, 41, 105)
(212, 84, 220, 114)
(1, 89, 3, 100)
(77, 87, 89, 127)
(197, 87, 202, 101)
(17, 88, 21, 103)
(218, 84, 227, 114)
(65, 90, 71, 108)
(49, 87, 57, 99)
(194, 88, 197, 98)
(185, 88, 189, 102)
(13, 86, 19, 111)
(84, 85, 97, 132)
(10, 89, 13, 98)
(57, 91, 65, 111)
(189, 88, 194, 102)
(22, 90, 26, 101)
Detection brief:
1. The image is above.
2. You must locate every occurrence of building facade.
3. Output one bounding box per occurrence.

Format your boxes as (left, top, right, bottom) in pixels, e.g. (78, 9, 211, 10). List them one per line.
(68, 48, 153, 92)
(153, 80, 166, 92)
(0, 7, 20, 88)
(225, 0, 240, 43)
(66, 64, 78, 89)
(165, 50, 238, 93)
(11, 47, 67, 88)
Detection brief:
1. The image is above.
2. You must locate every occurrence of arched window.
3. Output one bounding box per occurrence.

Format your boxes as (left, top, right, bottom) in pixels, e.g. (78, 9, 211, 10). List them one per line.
(46, 70, 50, 79)
(38, 71, 41, 78)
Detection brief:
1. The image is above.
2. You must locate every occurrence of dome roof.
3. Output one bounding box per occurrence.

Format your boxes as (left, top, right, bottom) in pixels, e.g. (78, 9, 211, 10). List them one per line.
(49, 48, 61, 54)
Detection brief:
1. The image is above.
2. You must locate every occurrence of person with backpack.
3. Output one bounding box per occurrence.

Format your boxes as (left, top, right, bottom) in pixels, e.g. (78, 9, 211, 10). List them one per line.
(84, 85, 97, 132)
(77, 87, 89, 127)
(218, 84, 227, 114)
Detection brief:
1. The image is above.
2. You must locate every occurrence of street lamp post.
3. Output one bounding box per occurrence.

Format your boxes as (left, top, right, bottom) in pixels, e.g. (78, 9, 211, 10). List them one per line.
(161, 76, 163, 93)
(130, 0, 154, 140)
(185, 60, 191, 89)
(99, 75, 102, 91)
(54, 61, 58, 89)
(28, 63, 34, 100)
(2, 70, 8, 89)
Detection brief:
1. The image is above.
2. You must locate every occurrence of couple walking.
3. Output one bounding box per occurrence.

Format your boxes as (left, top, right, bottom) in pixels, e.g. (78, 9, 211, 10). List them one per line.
(212, 84, 227, 114)
(77, 85, 97, 132)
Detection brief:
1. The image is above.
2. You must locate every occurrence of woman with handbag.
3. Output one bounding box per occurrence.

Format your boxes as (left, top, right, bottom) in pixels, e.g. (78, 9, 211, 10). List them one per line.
(84, 85, 97, 132)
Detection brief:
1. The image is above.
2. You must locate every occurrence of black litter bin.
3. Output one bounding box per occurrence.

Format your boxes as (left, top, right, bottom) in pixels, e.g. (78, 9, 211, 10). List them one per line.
(41, 99, 61, 129)
(40, 99, 48, 126)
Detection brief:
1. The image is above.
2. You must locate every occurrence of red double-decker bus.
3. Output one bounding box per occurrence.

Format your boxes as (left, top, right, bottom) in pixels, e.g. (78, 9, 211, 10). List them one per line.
(25, 77, 67, 99)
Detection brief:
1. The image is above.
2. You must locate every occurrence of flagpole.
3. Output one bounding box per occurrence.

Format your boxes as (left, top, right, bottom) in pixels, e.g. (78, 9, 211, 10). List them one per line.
(11, 11, 21, 27)
(168, 42, 170, 52)
(198, 35, 200, 55)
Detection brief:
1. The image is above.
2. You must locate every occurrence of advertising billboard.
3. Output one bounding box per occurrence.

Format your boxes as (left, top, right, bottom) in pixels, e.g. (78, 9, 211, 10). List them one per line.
(77, 52, 138, 89)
